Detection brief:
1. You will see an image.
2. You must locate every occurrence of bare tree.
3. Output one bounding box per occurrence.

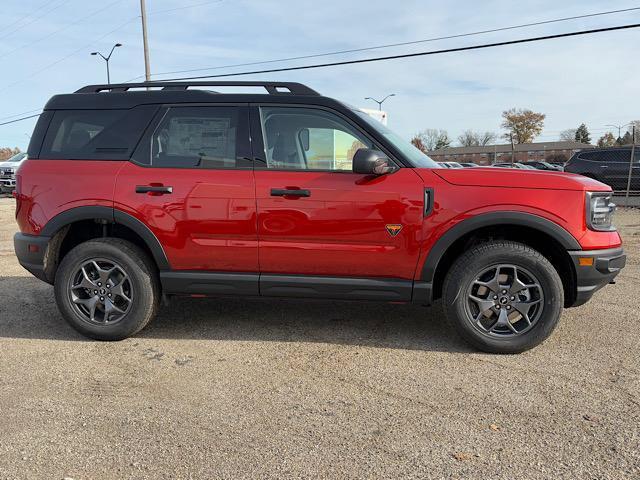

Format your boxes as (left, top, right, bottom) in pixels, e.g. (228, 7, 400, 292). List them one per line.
(501, 108, 545, 144)
(0, 147, 21, 161)
(479, 131, 497, 146)
(457, 130, 497, 147)
(559, 129, 576, 142)
(411, 129, 449, 151)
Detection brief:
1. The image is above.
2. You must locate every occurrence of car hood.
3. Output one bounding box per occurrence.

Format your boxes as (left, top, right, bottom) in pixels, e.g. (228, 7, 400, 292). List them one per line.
(431, 167, 610, 191)
(0, 161, 23, 169)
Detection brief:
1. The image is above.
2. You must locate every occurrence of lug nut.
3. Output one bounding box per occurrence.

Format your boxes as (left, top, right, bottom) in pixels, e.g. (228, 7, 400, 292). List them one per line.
(502, 289, 507, 294)
(510, 296, 515, 301)
(97, 282, 102, 287)
(94, 290, 98, 294)
(493, 295, 498, 300)
(496, 305, 501, 309)
(108, 293, 112, 297)
(106, 284, 110, 288)
(100, 296, 104, 301)
(506, 306, 511, 310)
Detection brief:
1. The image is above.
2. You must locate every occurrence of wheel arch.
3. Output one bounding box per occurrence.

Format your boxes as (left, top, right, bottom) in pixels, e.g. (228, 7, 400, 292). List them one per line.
(423, 212, 579, 307)
(41, 206, 169, 282)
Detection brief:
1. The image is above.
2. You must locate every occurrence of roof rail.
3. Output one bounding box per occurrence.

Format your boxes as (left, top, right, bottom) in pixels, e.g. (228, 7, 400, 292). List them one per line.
(75, 81, 320, 96)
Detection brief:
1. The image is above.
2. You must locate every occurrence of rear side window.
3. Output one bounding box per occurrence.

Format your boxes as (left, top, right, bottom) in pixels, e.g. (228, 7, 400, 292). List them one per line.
(579, 150, 628, 163)
(40, 106, 157, 160)
(149, 106, 246, 169)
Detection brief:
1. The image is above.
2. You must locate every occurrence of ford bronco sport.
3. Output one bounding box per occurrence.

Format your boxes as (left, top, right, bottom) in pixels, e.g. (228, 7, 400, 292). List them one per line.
(14, 81, 626, 353)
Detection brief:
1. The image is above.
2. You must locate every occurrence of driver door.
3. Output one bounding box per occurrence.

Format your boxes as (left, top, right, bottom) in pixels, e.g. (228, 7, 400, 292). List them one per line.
(251, 105, 425, 298)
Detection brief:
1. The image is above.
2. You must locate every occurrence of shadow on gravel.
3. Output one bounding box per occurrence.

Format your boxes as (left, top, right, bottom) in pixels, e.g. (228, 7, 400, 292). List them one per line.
(0, 276, 470, 353)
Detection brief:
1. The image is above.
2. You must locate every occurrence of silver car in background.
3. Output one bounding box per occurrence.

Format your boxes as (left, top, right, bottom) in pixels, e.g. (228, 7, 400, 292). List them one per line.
(0, 152, 27, 193)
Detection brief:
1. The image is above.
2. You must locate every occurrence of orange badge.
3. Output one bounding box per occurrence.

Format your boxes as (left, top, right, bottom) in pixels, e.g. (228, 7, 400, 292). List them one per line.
(385, 224, 403, 237)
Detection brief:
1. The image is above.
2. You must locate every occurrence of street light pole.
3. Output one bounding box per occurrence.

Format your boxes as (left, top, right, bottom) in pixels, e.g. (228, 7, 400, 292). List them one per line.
(364, 94, 396, 111)
(91, 43, 122, 84)
(606, 123, 629, 142)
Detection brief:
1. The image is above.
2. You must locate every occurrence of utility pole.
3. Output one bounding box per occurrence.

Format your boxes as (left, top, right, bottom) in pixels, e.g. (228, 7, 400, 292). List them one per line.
(140, 0, 151, 82)
(510, 133, 515, 165)
(625, 125, 636, 204)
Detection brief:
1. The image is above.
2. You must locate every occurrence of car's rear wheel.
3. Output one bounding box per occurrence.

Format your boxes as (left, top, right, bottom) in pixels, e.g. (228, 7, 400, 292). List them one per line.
(442, 241, 563, 353)
(54, 238, 160, 340)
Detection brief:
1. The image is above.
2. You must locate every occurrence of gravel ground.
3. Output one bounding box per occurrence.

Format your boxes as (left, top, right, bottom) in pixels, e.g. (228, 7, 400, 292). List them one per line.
(0, 196, 638, 479)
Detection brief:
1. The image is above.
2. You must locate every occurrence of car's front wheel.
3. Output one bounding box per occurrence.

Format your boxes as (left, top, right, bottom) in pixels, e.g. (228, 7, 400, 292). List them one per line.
(54, 238, 160, 340)
(442, 241, 564, 353)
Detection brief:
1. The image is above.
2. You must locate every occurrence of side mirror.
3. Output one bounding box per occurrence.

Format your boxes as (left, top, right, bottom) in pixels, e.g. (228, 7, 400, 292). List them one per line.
(353, 148, 396, 175)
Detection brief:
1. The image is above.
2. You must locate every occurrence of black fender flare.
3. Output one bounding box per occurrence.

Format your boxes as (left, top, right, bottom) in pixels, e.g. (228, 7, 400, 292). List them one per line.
(420, 211, 581, 283)
(41, 206, 170, 270)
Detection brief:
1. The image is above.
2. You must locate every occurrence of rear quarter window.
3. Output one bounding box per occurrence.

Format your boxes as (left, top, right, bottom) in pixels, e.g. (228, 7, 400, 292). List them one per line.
(39, 106, 158, 160)
(579, 150, 629, 163)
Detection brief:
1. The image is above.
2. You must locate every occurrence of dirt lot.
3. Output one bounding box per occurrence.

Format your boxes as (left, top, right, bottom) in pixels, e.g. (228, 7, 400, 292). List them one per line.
(0, 197, 638, 480)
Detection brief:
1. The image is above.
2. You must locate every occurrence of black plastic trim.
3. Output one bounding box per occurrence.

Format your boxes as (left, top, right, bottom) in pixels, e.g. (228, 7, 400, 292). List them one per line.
(421, 211, 582, 284)
(568, 247, 626, 307)
(39, 206, 170, 270)
(260, 274, 412, 301)
(14, 232, 51, 282)
(161, 271, 259, 295)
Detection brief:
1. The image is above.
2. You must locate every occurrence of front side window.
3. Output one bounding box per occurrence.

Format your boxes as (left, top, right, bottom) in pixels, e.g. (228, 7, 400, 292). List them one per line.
(259, 107, 372, 171)
(151, 106, 241, 168)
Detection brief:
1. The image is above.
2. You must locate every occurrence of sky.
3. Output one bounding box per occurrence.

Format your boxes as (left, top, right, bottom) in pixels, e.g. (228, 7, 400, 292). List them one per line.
(1, 0, 639, 150)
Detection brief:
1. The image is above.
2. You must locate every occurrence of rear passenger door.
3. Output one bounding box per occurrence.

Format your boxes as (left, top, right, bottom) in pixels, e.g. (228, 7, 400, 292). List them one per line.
(114, 104, 258, 274)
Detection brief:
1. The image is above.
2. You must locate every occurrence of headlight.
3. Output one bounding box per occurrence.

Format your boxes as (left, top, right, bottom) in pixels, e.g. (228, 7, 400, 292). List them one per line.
(586, 192, 616, 231)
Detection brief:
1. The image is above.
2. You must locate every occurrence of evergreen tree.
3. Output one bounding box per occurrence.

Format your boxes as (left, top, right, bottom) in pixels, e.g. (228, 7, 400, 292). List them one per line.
(574, 123, 591, 144)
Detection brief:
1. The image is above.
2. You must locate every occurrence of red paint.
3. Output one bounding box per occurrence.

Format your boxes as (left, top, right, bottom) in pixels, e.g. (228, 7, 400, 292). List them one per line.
(16, 159, 621, 279)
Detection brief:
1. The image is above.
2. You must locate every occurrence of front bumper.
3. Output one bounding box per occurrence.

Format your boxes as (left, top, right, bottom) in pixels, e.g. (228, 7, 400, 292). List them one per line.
(14, 232, 52, 283)
(569, 247, 626, 307)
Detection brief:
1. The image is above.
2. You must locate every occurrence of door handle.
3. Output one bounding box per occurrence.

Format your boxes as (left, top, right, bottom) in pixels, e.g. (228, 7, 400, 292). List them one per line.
(270, 188, 310, 197)
(135, 185, 173, 194)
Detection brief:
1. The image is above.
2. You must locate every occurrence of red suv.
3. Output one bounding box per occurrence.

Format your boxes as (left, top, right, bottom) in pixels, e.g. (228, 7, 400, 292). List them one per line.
(14, 81, 626, 353)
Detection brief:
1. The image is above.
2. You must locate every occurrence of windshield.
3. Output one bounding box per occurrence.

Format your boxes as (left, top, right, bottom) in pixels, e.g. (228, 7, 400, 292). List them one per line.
(2, 152, 26, 164)
(353, 110, 438, 168)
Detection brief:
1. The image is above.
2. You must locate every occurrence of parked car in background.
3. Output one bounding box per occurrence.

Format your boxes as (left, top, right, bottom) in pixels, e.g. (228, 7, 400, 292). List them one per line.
(437, 161, 463, 168)
(523, 161, 563, 171)
(492, 162, 537, 170)
(458, 162, 478, 168)
(0, 152, 27, 193)
(564, 147, 639, 190)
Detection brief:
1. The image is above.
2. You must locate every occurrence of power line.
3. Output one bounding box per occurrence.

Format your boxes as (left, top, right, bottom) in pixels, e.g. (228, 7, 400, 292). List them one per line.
(147, 0, 225, 16)
(0, 0, 125, 60)
(2, 0, 53, 31)
(0, 109, 42, 122)
(0, 0, 72, 42)
(0, 17, 139, 93)
(157, 23, 640, 82)
(0, 114, 41, 127)
(135, 6, 640, 81)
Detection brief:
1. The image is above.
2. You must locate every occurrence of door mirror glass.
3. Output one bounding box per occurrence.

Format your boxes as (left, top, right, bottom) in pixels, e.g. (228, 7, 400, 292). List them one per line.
(353, 148, 397, 175)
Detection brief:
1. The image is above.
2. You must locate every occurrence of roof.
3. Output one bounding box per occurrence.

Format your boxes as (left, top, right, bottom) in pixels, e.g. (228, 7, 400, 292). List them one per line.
(45, 81, 325, 110)
(428, 141, 595, 155)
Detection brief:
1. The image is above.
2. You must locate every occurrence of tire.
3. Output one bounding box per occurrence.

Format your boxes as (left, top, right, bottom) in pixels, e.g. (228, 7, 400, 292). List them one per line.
(54, 238, 160, 340)
(442, 241, 563, 354)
